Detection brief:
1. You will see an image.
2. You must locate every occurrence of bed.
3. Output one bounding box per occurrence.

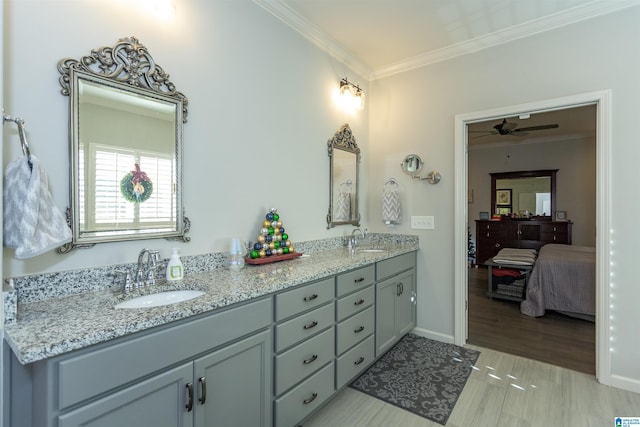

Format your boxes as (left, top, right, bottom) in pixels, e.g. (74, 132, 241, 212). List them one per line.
(520, 244, 595, 320)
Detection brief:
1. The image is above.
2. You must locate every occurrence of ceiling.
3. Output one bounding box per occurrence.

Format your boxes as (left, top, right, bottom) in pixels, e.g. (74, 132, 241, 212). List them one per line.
(466, 105, 596, 149)
(255, 0, 614, 145)
(255, 0, 640, 79)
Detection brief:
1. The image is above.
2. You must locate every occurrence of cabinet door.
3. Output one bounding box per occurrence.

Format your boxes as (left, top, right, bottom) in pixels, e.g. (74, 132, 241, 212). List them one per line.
(395, 270, 416, 337)
(58, 363, 193, 427)
(375, 276, 398, 356)
(194, 330, 271, 427)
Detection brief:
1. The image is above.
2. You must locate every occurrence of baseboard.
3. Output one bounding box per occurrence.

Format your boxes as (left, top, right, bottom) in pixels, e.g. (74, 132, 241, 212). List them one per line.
(410, 327, 455, 344)
(604, 373, 640, 394)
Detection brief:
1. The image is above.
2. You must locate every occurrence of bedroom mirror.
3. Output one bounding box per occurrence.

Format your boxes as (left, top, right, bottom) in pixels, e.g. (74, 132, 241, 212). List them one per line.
(57, 36, 190, 252)
(327, 124, 360, 228)
(490, 169, 557, 217)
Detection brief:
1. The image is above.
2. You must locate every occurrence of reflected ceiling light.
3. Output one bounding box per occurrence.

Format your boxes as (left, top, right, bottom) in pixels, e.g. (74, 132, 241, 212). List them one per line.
(339, 78, 365, 111)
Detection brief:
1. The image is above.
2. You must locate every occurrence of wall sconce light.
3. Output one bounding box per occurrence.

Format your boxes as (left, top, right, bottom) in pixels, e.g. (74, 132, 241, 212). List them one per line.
(339, 78, 365, 111)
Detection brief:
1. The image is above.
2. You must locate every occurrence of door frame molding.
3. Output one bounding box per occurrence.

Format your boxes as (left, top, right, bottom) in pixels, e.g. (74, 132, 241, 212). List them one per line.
(453, 90, 612, 385)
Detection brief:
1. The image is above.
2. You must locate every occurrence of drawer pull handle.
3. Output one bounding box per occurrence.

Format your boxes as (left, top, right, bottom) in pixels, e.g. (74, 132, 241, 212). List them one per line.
(303, 294, 318, 301)
(303, 393, 318, 405)
(303, 354, 318, 365)
(186, 383, 194, 412)
(198, 376, 207, 405)
(303, 320, 318, 330)
(354, 325, 365, 333)
(354, 277, 365, 283)
(354, 298, 365, 306)
(354, 356, 365, 365)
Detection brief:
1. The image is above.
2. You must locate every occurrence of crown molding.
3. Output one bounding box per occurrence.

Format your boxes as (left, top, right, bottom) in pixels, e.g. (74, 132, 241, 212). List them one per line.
(255, 0, 640, 82)
(373, 0, 640, 79)
(253, 0, 373, 79)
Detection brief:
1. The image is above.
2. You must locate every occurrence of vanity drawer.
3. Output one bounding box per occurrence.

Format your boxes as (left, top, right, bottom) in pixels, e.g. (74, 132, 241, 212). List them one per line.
(275, 277, 334, 322)
(336, 306, 374, 355)
(274, 362, 335, 427)
(275, 328, 334, 396)
(275, 303, 334, 352)
(336, 335, 375, 389)
(336, 286, 374, 322)
(336, 265, 375, 297)
(376, 252, 415, 281)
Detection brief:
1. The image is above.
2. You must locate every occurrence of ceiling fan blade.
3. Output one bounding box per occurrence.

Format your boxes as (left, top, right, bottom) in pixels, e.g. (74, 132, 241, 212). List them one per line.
(514, 124, 559, 132)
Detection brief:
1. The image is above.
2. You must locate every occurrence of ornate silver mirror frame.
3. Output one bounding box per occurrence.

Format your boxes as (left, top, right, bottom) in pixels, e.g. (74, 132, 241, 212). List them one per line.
(327, 124, 360, 229)
(57, 36, 190, 253)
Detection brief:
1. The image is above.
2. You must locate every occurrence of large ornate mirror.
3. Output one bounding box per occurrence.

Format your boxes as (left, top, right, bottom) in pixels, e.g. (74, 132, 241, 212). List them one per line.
(57, 37, 190, 252)
(490, 169, 557, 217)
(327, 124, 360, 228)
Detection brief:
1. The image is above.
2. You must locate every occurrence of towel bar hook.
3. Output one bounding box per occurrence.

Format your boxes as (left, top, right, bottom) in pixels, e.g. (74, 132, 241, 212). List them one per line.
(3, 113, 32, 162)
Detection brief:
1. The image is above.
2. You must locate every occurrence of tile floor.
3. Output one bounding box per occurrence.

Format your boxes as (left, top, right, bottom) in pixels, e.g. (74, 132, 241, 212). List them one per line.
(302, 345, 640, 427)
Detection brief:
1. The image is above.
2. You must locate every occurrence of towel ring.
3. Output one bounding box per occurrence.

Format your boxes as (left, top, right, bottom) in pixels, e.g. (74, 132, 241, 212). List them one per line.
(339, 180, 352, 192)
(384, 178, 399, 190)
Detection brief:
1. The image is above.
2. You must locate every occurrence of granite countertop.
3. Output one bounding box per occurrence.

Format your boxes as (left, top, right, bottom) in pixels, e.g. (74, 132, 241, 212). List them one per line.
(4, 243, 417, 365)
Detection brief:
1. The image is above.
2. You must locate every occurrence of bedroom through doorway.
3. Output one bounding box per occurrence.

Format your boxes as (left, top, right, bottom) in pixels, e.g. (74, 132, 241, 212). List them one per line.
(454, 95, 607, 377)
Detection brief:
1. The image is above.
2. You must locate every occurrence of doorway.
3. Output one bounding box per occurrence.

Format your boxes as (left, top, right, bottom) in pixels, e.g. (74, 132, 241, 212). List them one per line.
(453, 91, 612, 384)
(466, 106, 596, 373)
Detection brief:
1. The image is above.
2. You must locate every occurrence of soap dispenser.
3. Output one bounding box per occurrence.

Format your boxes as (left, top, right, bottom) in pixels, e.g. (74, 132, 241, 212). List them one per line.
(166, 248, 184, 281)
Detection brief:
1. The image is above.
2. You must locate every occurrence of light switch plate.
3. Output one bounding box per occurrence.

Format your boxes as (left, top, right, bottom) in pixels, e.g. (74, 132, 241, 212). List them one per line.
(411, 215, 435, 230)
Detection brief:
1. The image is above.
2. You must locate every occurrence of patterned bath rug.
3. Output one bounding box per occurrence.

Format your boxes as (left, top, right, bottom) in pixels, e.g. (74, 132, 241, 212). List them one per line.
(349, 334, 480, 425)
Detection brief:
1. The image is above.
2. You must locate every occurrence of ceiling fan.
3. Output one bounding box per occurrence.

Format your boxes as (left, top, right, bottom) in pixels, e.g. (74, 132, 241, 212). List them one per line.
(470, 118, 559, 138)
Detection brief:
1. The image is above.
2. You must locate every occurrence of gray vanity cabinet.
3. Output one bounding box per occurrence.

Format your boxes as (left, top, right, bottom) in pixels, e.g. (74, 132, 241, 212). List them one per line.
(375, 253, 417, 356)
(194, 330, 271, 427)
(273, 277, 336, 427)
(26, 298, 272, 427)
(57, 362, 193, 427)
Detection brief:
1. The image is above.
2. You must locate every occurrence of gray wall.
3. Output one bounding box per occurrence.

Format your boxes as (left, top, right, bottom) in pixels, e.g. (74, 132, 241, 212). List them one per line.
(368, 7, 640, 386)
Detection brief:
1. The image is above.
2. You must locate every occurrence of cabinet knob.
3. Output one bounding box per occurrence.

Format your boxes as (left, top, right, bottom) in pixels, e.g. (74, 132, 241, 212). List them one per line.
(354, 325, 365, 334)
(354, 277, 365, 283)
(303, 294, 318, 302)
(354, 356, 365, 365)
(354, 298, 365, 306)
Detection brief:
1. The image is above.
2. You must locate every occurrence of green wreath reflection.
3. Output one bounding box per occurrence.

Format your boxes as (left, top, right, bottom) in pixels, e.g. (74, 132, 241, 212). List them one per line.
(120, 164, 153, 203)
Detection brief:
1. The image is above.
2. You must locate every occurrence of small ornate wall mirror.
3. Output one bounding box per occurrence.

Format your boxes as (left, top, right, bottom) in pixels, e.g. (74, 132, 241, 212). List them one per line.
(327, 124, 360, 228)
(57, 36, 190, 252)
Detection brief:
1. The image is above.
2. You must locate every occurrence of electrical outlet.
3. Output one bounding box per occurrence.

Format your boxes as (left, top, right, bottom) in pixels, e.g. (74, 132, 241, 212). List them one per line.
(411, 215, 435, 230)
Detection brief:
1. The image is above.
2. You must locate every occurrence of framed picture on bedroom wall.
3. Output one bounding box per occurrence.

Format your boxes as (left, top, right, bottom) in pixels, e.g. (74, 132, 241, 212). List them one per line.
(496, 189, 512, 205)
(554, 210, 567, 221)
(496, 206, 511, 215)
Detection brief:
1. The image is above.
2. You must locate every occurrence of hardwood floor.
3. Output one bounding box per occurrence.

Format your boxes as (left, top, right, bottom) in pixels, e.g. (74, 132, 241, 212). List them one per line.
(303, 345, 640, 427)
(467, 266, 595, 375)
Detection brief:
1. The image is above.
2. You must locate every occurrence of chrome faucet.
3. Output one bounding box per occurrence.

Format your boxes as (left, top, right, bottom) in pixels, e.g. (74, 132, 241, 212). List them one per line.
(349, 228, 368, 248)
(135, 248, 161, 287)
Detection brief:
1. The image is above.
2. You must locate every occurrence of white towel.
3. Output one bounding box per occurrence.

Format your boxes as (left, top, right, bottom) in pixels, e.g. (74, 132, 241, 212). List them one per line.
(4, 155, 72, 259)
(334, 192, 351, 221)
(382, 189, 401, 225)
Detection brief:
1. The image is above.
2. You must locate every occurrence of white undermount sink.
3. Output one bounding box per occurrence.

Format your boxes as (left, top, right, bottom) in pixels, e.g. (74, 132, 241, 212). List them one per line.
(115, 290, 205, 309)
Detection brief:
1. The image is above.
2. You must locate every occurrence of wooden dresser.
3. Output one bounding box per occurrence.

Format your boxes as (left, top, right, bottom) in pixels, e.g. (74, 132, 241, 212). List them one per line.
(475, 219, 572, 265)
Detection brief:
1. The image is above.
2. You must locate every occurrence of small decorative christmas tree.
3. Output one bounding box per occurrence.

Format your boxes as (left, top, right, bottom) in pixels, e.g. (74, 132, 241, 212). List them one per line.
(248, 208, 296, 260)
